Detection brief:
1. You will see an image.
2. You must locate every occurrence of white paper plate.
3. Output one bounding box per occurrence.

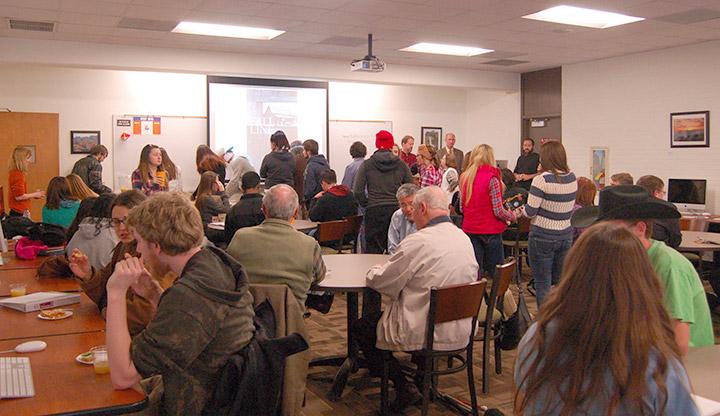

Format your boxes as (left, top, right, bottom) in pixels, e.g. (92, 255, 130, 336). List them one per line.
(37, 310, 73, 320)
(75, 351, 93, 365)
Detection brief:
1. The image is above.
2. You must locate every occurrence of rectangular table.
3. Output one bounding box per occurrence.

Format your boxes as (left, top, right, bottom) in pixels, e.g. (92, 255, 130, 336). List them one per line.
(0, 331, 147, 415)
(0, 267, 80, 297)
(0, 253, 45, 271)
(0, 292, 105, 341)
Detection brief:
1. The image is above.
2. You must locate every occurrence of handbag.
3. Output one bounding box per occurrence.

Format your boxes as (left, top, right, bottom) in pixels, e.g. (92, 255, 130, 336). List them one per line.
(498, 271, 533, 351)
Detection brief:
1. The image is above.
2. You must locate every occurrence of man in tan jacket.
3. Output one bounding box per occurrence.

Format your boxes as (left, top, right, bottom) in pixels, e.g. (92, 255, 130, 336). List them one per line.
(353, 186, 479, 411)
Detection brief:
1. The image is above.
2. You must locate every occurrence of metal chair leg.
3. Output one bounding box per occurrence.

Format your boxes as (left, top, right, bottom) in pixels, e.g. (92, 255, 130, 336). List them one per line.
(421, 354, 432, 416)
(380, 351, 390, 416)
(482, 320, 491, 394)
(466, 348, 479, 416)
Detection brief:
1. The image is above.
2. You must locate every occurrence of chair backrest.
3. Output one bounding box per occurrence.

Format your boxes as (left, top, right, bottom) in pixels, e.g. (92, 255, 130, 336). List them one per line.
(426, 279, 487, 350)
(343, 215, 363, 236)
(317, 219, 347, 243)
(492, 258, 516, 301)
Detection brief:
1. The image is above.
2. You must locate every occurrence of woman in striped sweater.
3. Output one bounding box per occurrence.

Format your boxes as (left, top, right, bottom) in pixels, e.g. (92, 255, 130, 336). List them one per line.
(517, 141, 577, 307)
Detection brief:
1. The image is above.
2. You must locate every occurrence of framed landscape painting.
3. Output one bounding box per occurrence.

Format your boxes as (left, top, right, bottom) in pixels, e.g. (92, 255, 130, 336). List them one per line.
(71, 130, 101, 154)
(671, 111, 709, 148)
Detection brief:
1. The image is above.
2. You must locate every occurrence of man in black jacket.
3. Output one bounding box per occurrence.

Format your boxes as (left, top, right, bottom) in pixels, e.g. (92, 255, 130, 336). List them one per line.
(302, 139, 329, 206)
(353, 130, 413, 254)
(71, 144, 112, 194)
(225, 172, 265, 244)
(309, 170, 357, 223)
(636, 175, 682, 248)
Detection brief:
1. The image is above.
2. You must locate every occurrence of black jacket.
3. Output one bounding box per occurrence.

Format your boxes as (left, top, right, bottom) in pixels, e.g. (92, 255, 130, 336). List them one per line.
(309, 185, 357, 222)
(352, 150, 413, 209)
(652, 217, 682, 249)
(303, 154, 330, 202)
(71, 155, 112, 194)
(225, 193, 265, 244)
(260, 151, 295, 188)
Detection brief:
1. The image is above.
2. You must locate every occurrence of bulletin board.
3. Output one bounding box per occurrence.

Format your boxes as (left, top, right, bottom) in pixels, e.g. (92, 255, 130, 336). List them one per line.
(112, 115, 206, 192)
(329, 120, 392, 184)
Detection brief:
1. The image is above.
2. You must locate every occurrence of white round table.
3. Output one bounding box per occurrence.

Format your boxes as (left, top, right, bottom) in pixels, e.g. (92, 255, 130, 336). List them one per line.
(680, 231, 720, 251)
(686, 345, 720, 401)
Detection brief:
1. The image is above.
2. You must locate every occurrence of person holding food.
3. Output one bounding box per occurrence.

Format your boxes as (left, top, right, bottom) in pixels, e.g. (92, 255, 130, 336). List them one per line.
(68, 190, 174, 336)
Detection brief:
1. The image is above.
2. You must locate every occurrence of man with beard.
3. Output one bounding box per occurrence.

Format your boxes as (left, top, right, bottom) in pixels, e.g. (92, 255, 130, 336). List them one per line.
(513, 138, 540, 190)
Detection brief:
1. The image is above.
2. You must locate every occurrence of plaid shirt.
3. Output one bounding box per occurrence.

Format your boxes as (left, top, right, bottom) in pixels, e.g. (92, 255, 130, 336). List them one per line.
(489, 177, 516, 223)
(131, 169, 166, 196)
(420, 165, 442, 187)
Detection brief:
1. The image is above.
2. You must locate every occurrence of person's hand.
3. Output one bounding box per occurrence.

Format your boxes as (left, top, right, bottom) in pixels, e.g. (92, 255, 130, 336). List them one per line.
(314, 191, 324, 199)
(130, 266, 163, 303)
(215, 179, 225, 193)
(68, 248, 91, 279)
(152, 176, 163, 186)
(513, 207, 524, 218)
(33, 190, 45, 199)
(107, 254, 145, 294)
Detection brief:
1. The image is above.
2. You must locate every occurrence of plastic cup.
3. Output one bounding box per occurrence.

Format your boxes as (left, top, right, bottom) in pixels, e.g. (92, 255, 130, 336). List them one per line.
(156, 171, 167, 188)
(91, 346, 109, 375)
(9, 283, 27, 297)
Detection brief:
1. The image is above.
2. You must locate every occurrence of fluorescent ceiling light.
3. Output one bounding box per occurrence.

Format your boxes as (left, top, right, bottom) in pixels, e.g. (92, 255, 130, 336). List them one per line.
(172, 21, 284, 40)
(400, 42, 493, 57)
(522, 5, 644, 29)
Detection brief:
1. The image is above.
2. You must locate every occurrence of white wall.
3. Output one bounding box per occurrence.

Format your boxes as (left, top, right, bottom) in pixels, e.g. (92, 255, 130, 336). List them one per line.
(0, 63, 520, 189)
(563, 40, 720, 211)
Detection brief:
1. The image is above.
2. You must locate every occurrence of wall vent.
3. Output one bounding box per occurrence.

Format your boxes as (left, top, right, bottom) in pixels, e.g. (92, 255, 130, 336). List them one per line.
(8, 19, 55, 32)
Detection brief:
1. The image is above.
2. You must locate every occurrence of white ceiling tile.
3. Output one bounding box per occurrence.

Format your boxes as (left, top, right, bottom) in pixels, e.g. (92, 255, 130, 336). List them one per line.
(58, 11, 121, 26)
(0, 0, 60, 9)
(195, 0, 271, 15)
(129, 0, 203, 8)
(268, 0, 351, 9)
(253, 4, 331, 21)
(0, 5, 60, 20)
(59, 0, 127, 15)
(122, 5, 189, 20)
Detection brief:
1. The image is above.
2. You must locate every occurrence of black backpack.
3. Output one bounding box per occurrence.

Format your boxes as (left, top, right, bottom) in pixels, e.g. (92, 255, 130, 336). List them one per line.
(28, 223, 67, 247)
(1, 216, 35, 238)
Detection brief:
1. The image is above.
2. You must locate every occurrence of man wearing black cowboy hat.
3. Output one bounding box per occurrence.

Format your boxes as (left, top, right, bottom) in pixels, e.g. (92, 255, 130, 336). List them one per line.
(572, 185, 714, 355)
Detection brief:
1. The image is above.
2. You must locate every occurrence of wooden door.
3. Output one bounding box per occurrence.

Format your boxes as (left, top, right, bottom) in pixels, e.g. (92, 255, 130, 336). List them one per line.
(0, 112, 59, 220)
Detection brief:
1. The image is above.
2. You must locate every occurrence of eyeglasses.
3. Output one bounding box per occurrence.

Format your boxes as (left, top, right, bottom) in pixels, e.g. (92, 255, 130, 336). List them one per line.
(110, 217, 128, 227)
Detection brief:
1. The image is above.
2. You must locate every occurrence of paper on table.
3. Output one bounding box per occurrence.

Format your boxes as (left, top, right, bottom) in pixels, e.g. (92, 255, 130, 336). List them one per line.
(693, 394, 720, 416)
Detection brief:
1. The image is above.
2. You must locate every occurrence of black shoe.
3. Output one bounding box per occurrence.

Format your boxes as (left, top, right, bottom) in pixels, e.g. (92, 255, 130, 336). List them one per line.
(390, 383, 422, 413)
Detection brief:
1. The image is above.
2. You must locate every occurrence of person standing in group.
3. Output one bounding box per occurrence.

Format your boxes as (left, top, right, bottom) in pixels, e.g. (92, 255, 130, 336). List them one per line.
(71, 144, 112, 194)
(160, 147, 181, 191)
(513, 138, 540, 190)
(417, 144, 442, 187)
(195, 145, 226, 183)
(517, 140, 577, 307)
(131, 144, 168, 196)
(342, 141, 367, 189)
(353, 130, 413, 255)
(399, 135, 417, 169)
(302, 139, 329, 207)
(7, 147, 44, 217)
(42, 176, 81, 229)
(193, 171, 231, 246)
(260, 130, 296, 189)
(224, 153, 255, 202)
(459, 144, 516, 277)
(514, 222, 699, 415)
(438, 132, 464, 174)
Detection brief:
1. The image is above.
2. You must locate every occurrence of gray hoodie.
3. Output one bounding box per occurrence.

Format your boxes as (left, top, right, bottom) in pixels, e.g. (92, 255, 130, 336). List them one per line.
(353, 149, 413, 209)
(65, 218, 118, 271)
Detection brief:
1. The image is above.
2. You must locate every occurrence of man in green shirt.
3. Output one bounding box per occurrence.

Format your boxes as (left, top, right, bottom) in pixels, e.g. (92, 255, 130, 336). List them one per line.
(573, 185, 714, 354)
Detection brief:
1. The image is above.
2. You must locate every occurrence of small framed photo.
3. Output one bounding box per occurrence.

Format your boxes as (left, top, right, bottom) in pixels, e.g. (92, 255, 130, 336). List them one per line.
(421, 127, 442, 149)
(670, 111, 709, 148)
(71, 130, 101, 154)
(590, 147, 609, 190)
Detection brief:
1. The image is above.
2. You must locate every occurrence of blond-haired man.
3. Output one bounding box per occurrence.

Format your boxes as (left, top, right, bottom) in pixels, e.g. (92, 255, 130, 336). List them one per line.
(105, 192, 255, 415)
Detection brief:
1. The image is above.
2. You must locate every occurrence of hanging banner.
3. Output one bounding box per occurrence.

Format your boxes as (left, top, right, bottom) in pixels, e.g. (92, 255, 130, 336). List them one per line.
(132, 116, 161, 135)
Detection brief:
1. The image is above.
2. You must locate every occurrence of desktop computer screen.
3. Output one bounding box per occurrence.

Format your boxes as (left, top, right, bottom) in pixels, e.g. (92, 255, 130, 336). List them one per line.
(667, 178, 706, 211)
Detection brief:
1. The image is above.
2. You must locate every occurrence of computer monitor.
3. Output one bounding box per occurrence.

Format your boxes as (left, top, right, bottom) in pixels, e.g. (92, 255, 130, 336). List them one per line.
(667, 178, 707, 212)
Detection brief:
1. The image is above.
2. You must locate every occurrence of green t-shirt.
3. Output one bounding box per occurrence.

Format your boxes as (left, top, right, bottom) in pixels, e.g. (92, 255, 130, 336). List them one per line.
(647, 240, 714, 348)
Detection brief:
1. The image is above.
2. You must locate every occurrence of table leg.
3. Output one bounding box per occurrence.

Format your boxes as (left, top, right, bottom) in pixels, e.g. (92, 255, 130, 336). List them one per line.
(327, 291, 359, 401)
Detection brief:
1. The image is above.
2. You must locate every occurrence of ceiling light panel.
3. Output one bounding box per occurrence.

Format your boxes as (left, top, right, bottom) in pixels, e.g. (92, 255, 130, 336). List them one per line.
(400, 42, 494, 57)
(172, 21, 284, 40)
(522, 5, 644, 29)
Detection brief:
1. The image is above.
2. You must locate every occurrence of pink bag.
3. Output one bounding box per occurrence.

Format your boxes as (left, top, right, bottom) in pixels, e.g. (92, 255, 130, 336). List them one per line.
(15, 237, 48, 260)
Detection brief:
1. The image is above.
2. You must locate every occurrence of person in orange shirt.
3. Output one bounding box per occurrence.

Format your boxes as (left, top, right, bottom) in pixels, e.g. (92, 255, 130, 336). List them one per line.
(7, 147, 44, 217)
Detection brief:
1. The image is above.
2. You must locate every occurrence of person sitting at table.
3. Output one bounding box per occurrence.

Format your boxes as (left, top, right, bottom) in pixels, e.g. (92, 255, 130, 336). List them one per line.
(66, 193, 117, 271)
(309, 169, 357, 223)
(514, 222, 698, 415)
(224, 171, 265, 245)
(352, 186, 479, 412)
(68, 190, 173, 336)
(226, 184, 326, 309)
(572, 185, 714, 354)
(131, 144, 168, 196)
(193, 171, 230, 246)
(637, 174, 682, 249)
(105, 192, 256, 415)
(387, 183, 419, 255)
(42, 176, 81, 229)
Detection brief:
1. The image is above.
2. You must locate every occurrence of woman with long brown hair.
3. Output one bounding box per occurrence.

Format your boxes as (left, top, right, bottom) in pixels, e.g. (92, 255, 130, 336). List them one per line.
(571, 176, 596, 240)
(66, 173, 99, 200)
(196, 144, 226, 183)
(514, 222, 698, 415)
(131, 144, 167, 196)
(42, 176, 80, 228)
(193, 170, 230, 245)
(516, 140, 577, 307)
(7, 147, 44, 217)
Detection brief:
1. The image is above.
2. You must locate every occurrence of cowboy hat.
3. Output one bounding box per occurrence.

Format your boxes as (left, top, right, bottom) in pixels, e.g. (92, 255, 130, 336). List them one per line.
(571, 185, 680, 228)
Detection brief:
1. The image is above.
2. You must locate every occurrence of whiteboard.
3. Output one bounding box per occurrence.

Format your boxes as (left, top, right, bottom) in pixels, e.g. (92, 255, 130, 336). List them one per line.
(112, 115, 206, 192)
(329, 120, 393, 184)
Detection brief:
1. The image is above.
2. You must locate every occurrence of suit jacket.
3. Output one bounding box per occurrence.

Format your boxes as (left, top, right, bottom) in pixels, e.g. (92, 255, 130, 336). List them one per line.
(438, 147, 465, 174)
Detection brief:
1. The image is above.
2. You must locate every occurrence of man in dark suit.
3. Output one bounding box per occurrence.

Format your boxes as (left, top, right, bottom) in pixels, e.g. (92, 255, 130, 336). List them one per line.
(437, 132, 464, 174)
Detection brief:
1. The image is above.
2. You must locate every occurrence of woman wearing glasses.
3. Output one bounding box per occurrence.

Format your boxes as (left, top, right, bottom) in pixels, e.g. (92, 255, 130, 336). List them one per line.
(68, 190, 173, 336)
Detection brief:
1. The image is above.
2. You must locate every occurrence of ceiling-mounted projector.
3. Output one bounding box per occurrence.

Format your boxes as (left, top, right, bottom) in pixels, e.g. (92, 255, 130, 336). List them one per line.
(351, 33, 385, 72)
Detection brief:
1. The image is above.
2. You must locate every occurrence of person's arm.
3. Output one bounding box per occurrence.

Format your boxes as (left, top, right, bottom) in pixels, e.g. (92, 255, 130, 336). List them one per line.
(401, 162, 413, 184)
(303, 165, 316, 202)
(489, 177, 516, 223)
(522, 176, 545, 218)
(259, 156, 269, 179)
(366, 240, 416, 300)
(352, 163, 368, 207)
(673, 320, 690, 356)
(387, 213, 401, 255)
(130, 170, 144, 192)
(89, 162, 112, 194)
(312, 242, 326, 285)
(9, 173, 42, 201)
(308, 196, 326, 222)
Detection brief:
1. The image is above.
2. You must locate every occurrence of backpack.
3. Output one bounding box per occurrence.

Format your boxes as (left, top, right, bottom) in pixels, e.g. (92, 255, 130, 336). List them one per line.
(1, 216, 34, 238)
(28, 223, 67, 247)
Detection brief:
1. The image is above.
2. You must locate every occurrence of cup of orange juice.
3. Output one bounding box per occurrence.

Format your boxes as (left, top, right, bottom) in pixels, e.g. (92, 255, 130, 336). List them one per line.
(9, 283, 27, 297)
(92, 346, 110, 374)
(156, 171, 167, 189)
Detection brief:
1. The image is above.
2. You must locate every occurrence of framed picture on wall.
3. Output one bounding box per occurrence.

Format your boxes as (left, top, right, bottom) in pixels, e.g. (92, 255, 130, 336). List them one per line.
(19, 145, 36, 164)
(71, 130, 101, 154)
(590, 147, 609, 190)
(670, 111, 709, 148)
(421, 127, 442, 149)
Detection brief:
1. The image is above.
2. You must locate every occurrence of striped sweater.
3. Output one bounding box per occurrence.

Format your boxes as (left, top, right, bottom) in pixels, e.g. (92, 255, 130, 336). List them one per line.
(523, 171, 577, 240)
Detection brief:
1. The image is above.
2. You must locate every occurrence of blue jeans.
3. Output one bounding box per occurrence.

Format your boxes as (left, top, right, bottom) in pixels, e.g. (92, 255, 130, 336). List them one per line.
(528, 235, 572, 308)
(467, 233, 504, 278)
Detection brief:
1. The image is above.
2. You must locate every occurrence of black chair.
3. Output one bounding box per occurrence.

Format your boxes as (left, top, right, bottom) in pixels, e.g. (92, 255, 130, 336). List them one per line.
(475, 258, 516, 393)
(380, 279, 488, 416)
